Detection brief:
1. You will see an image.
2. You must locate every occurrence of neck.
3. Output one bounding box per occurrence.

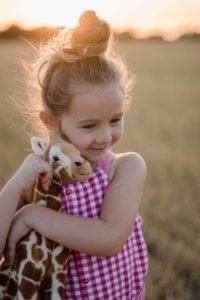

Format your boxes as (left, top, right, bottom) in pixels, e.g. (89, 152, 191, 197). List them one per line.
(33, 176, 62, 211)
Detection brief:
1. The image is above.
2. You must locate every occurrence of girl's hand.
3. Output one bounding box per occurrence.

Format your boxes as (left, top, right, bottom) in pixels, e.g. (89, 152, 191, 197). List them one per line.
(5, 204, 33, 265)
(13, 154, 53, 197)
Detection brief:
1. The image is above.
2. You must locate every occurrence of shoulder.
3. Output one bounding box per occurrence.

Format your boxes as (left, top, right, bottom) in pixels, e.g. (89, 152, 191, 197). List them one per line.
(109, 152, 147, 182)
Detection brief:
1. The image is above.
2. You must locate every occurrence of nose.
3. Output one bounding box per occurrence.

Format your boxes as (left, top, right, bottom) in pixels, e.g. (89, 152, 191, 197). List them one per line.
(95, 126, 112, 144)
(74, 161, 83, 166)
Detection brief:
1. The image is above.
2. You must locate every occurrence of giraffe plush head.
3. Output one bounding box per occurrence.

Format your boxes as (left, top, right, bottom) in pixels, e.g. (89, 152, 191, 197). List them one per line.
(31, 133, 92, 183)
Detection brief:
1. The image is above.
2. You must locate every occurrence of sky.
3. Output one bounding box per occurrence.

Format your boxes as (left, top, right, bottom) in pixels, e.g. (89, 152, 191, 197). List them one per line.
(0, 0, 200, 40)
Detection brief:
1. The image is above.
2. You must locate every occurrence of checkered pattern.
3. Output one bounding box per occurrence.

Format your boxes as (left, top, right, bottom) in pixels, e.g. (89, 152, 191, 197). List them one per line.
(61, 152, 148, 299)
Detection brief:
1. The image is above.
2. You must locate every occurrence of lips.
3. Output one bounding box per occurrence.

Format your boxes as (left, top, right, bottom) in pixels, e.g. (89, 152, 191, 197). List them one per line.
(89, 147, 107, 151)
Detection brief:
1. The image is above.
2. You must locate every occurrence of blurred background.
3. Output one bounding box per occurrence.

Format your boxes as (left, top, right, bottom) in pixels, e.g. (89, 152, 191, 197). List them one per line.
(0, 1, 200, 299)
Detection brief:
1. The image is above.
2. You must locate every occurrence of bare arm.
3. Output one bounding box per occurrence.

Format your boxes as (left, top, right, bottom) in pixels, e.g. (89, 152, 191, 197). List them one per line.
(0, 177, 23, 255)
(8, 152, 146, 257)
(0, 154, 53, 256)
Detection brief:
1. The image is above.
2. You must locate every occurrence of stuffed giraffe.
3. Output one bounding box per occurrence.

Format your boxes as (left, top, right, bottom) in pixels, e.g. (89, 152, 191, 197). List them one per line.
(0, 132, 91, 300)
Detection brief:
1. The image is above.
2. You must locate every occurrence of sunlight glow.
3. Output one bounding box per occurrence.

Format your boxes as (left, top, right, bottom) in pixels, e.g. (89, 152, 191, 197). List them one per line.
(0, 0, 200, 39)
(15, 0, 110, 28)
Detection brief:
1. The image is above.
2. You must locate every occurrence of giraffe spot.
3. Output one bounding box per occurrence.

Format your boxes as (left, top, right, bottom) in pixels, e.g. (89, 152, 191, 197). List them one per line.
(43, 259, 55, 275)
(15, 243, 27, 267)
(31, 244, 44, 261)
(0, 273, 9, 285)
(55, 249, 68, 265)
(6, 278, 18, 297)
(41, 255, 54, 278)
(31, 244, 37, 260)
(36, 179, 45, 194)
(58, 285, 65, 298)
(19, 278, 39, 299)
(22, 261, 42, 281)
(46, 197, 61, 210)
(56, 272, 65, 283)
(44, 238, 53, 250)
(47, 182, 60, 196)
(37, 233, 43, 246)
(42, 273, 52, 290)
(41, 290, 52, 300)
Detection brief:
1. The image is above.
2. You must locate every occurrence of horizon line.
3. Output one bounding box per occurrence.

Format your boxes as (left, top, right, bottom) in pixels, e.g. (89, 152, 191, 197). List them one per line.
(1, 21, 200, 41)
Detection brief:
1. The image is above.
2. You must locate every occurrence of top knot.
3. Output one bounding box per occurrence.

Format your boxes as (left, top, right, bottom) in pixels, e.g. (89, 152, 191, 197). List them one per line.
(79, 11, 100, 28)
(43, 10, 112, 65)
(70, 10, 111, 57)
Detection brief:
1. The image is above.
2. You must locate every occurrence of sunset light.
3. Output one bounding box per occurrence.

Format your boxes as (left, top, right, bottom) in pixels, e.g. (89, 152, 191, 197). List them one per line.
(0, 0, 200, 298)
(13, 0, 95, 28)
(0, 0, 200, 40)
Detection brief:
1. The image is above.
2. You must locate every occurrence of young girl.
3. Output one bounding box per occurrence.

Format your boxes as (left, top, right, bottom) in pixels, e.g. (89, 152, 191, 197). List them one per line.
(0, 10, 148, 299)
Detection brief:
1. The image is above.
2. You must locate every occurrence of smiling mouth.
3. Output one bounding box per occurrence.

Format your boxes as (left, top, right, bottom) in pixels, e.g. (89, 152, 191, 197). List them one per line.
(90, 148, 106, 151)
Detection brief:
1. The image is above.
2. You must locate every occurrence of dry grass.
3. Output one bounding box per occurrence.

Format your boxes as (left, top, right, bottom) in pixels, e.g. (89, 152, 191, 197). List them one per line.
(0, 38, 200, 299)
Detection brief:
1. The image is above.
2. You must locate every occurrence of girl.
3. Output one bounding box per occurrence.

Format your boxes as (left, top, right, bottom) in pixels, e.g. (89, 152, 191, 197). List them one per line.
(0, 10, 148, 299)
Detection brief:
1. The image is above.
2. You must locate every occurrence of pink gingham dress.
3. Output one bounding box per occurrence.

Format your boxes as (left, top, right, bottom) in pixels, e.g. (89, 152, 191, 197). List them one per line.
(61, 152, 148, 299)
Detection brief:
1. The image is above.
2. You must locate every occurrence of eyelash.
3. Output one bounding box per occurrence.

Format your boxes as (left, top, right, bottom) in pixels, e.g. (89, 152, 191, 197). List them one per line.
(82, 124, 95, 129)
(82, 118, 122, 130)
(110, 118, 122, 124)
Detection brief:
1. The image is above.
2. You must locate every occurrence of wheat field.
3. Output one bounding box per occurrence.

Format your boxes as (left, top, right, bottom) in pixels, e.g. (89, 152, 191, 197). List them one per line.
(0, 38, 200, 299)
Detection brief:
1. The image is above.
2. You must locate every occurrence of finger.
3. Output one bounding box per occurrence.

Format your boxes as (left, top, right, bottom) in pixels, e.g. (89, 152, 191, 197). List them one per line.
(41, 166, 53, 190)
(41, 175, 52, 190)
(7, 235, 17, 265)
(42, 181, 51, 191)
(41, 163, 53, 181)
(41, 173, 52, 183)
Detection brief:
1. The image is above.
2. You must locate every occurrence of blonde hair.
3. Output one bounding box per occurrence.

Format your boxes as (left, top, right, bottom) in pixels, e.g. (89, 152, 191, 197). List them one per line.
(24, 11, 134, 136)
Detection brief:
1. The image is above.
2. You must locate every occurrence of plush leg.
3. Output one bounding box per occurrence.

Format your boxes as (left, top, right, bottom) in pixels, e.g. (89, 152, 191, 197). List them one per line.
(42, 245, 69, 300)
(16, 231, 48, 300)
(0, 259, 17, 299)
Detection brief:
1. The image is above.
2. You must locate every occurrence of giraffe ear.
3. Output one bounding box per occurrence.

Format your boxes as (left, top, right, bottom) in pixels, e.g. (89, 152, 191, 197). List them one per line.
(31, 137, 48, 157)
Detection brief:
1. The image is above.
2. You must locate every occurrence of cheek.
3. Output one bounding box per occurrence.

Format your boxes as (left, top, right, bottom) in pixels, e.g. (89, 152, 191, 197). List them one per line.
(112, 126, 124, 142)
(67, 133, 91, 150)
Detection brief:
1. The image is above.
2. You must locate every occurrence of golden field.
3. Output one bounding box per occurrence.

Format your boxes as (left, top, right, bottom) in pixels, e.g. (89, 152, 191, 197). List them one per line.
(0, 38, 199, 299)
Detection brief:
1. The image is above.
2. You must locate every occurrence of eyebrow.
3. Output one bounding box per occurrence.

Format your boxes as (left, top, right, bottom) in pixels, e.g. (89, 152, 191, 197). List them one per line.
(77, 112, 124, 125)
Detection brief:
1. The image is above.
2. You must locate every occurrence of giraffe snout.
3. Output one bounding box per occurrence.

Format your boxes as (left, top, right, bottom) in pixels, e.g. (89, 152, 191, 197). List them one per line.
(74, 161, 84, 166)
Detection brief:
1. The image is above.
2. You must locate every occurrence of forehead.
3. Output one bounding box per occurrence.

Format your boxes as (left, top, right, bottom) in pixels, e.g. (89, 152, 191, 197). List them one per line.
(67, 81, 124, 119)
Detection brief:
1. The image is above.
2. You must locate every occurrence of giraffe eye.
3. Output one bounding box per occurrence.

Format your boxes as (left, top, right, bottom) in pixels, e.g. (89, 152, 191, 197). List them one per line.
(53, 156, 60, 162)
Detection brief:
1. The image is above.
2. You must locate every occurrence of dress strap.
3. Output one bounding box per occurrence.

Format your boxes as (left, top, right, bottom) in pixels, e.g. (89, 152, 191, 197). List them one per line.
(98, 151, 114, 173)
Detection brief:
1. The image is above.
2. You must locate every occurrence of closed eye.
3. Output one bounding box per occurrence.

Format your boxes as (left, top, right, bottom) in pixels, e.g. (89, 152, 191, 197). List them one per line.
(110, 117, 122, 124)
(82, 124, 96, 129)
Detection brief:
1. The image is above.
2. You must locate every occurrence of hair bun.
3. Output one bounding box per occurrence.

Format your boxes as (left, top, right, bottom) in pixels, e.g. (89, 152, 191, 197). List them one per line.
(79, 10, 100, 28)
(71, 10, 111, 57)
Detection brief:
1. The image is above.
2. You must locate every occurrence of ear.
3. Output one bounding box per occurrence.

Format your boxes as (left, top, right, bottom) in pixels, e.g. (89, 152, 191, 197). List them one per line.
(39, 110, 59, 130)
(31, 137, 48, 157)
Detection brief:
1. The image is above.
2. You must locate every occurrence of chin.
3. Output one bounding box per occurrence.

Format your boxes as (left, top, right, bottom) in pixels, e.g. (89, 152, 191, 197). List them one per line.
(86, 149, 109, 164)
